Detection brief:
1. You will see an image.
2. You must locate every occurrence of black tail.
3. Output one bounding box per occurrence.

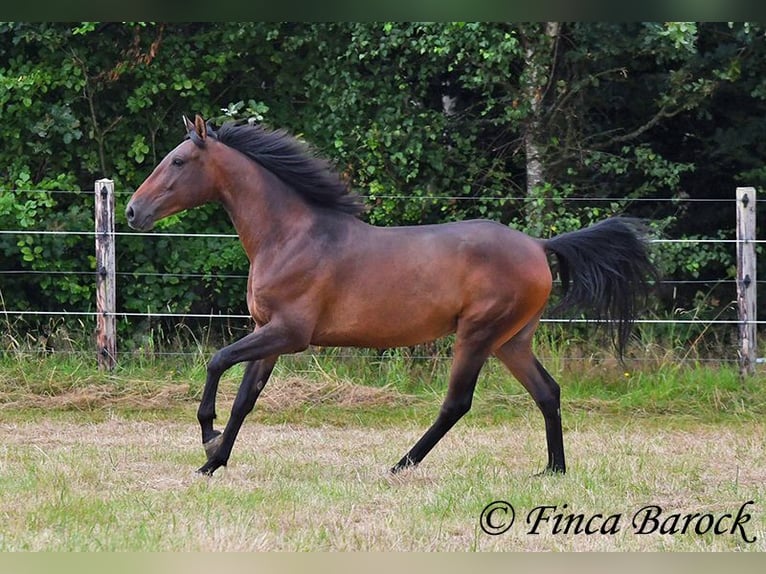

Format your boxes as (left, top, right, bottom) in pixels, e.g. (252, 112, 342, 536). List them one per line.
(543, 217, 659, 357)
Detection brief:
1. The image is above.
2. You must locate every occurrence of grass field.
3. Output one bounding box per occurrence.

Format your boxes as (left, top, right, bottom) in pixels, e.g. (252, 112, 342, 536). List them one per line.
(0, 351, 764, 551)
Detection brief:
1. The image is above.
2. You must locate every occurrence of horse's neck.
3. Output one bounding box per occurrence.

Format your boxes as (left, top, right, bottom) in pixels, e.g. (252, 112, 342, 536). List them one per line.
(220, 166, 316, 262)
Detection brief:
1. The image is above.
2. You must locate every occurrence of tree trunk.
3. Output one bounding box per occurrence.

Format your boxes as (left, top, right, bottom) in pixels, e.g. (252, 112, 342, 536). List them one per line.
(520, 22, 560, 235)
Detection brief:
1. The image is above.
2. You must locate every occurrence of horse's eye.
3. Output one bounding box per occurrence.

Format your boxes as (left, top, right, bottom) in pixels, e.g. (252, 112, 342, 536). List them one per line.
(172, 157, 185, 167)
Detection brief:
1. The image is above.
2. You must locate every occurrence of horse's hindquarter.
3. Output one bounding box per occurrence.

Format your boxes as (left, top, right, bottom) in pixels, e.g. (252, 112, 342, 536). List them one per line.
(310, 219, 552, 348)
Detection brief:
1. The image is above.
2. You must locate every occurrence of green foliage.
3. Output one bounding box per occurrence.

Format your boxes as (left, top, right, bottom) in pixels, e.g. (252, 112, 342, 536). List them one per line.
(0, 22, 763, 345)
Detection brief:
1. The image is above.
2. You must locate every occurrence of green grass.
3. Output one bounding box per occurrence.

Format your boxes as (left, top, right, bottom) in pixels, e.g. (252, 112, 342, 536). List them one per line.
(3, 345, 763, 424)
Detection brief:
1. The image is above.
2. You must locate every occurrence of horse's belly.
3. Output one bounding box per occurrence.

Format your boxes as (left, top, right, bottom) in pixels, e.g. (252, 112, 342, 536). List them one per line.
(311, 295, 459, 348)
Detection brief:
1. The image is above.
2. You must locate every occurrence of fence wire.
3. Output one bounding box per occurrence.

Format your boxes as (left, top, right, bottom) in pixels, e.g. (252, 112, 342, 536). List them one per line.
(1, 191, 761, 364)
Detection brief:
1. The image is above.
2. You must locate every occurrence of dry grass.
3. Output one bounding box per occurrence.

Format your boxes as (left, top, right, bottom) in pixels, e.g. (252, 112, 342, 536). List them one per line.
(0, 383, 193, 410)
(259, 376, 412, 410)
(0, 412, 763, 551)
(1, 354, 763, 551)
(0, 373, 413, 412)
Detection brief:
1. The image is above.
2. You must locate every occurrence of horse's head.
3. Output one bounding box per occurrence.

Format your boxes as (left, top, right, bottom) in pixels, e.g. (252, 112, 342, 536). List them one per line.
(126, 115, 219, 231)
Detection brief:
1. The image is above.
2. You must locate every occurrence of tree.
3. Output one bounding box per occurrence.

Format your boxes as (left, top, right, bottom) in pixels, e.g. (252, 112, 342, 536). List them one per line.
(2, 22, 765, 343)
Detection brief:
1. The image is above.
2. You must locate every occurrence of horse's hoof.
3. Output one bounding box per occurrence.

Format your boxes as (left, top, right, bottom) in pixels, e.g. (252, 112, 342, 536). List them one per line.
(389, 456, 416, 475)
(534, 467, 566, 477)
(203, 431, 224, 459)
(197, 458, 226, 476)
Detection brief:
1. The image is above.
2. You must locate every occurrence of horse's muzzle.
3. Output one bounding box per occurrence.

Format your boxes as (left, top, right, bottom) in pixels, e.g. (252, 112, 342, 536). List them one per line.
(125, 200, 154, 231)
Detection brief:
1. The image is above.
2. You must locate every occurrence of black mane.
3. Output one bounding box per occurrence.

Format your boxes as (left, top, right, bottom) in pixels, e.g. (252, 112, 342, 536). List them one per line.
(204, 121, 365, 216)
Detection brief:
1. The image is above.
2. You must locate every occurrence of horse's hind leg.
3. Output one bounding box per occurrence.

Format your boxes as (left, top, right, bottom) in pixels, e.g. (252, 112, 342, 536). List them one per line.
(495, 330, 566, 474)
(391, 334, 491, 473)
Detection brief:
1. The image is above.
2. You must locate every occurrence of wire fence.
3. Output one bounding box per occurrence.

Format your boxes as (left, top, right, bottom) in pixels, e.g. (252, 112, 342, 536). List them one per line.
(2, 240, 757, 322)
(1, 188, 762, 366)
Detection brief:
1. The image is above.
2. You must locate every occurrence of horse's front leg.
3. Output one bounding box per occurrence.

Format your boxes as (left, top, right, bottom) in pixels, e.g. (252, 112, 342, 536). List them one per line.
(197, 371, 223, 449)
(197, 361, 260, 461)
(195, 321, 309, 476)
(198, 357, 277, 475)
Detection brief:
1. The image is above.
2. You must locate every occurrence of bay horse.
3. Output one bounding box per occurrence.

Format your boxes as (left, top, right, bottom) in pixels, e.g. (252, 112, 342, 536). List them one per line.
(126, 115, 657, 477)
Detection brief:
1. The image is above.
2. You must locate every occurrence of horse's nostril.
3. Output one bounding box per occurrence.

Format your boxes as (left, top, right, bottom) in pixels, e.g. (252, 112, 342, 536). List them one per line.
(126, 205, 135, 222)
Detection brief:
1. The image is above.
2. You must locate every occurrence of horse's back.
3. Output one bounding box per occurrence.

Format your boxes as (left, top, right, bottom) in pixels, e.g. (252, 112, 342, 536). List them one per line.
(388, 219, 551, 292)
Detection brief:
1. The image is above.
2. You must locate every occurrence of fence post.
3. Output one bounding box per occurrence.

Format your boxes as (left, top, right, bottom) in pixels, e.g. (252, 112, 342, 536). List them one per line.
(95, 178, 116, 370)
(736, 187, 757, 377)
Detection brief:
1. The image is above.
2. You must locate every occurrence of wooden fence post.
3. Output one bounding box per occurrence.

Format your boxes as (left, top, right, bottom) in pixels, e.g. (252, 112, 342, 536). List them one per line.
(736, 187, 757, 377)
(95, 178, 116, 370)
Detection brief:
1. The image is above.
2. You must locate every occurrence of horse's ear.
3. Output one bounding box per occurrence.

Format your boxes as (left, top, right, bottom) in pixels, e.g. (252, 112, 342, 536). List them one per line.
(194, 114, 207, 140)
(182, 115, 195, 133)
